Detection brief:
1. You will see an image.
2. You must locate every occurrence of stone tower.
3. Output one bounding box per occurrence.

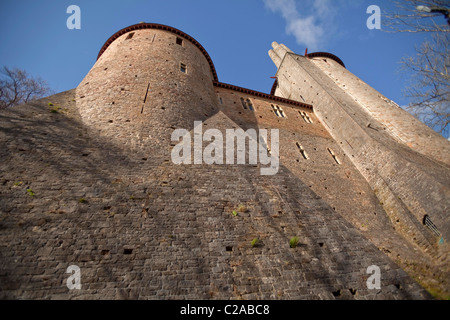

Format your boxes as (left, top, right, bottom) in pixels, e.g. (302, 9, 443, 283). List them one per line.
(0, 23, 448, 300)
(269, 42, 450, 258)
(76, 23, 220, 152)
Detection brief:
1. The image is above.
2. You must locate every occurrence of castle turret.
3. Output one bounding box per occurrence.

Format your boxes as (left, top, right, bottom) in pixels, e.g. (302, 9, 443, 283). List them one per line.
(270, 43, 450, 257)
(76, 23, 219, 154)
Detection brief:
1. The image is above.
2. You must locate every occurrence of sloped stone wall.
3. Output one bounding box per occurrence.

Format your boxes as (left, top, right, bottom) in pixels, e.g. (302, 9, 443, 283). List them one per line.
(0, 90, 432, 299)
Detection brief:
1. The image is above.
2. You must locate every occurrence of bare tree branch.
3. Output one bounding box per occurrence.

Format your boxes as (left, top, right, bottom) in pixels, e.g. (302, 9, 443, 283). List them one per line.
(0, 66, 52, 110)
(382, 1, 449, 138)
(402, 32, 450, 136)
(383, 0, 450, 33)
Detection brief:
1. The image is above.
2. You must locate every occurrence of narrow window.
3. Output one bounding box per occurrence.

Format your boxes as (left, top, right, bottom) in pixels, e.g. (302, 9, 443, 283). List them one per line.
(141, 83, 150, 114)
(423, 215, 441, 237)
(299, 111, 313, 124)
(272, 104, 286, 118)
(240, 98, 247, 109)
(327, 148, 341, 165)
(271, 104, 280, 117)
(247, 99, 254, 111)
(180, 63, 187, 73)
(296, 142, 308, 159)
(219, 97, 223, 105)
(125, 32, 135, 40)
(299, 111, 306, 123)
(176, 37, 183, 46)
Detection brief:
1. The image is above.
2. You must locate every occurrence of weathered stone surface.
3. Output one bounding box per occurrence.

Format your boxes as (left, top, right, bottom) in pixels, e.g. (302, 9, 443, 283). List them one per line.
(0, 24, 447, 300)
(272, 49, 449, 295)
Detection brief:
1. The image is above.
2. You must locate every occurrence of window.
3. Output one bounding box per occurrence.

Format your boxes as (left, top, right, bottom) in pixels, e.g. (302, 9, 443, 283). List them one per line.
(296, 142, 308, 159)
(180, 63, 187, 73)
(176, 37, 183, 46)
(423, 215, 441, 237)
(219, 97, 223, 105)
(240, 98, 247, 109)
(141, 83, 150, 114)
(247, 99, 254, 111)
(125, 32, 135, 40)
(299, 111, 313, 124)
(272, 104, 286, 118)
(327, 148, 341, 165)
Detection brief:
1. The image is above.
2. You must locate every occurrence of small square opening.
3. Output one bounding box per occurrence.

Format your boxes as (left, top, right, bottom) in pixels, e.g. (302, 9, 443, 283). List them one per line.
(176, 37, 183, 46)
(125, 32, 135, 40)
(180, 63, 187, 73)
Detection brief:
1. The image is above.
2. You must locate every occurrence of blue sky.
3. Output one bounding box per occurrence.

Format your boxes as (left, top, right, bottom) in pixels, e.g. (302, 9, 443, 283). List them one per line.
(0, 0, 437, 126)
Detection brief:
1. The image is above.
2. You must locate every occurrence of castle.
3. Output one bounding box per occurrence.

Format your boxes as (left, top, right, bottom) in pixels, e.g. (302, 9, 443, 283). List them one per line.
(0, 22, 449, 299)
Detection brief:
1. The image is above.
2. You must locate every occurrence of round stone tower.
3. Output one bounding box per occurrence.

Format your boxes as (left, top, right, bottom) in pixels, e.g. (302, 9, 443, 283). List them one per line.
(76, 23, 219, 154)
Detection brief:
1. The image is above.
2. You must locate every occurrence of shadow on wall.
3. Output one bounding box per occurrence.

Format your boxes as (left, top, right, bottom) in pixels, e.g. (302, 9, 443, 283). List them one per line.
(0, 91, 429, 299)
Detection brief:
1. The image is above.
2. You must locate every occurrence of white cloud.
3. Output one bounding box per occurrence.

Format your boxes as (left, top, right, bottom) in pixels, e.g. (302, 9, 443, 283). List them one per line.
(286, 16, 324, 50)
(264, 0, 335, 51)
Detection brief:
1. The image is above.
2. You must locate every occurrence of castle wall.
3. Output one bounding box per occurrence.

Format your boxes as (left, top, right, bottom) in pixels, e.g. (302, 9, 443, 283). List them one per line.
(0, 92, 432, 299)
(272, 52, 450, 257)
(215, 87, 430, 266)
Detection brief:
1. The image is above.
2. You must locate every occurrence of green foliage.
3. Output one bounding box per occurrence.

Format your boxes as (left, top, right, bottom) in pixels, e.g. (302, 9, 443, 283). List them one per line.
(251, 238, 259, 247)
(48, 102, 53, 106)
(232, 204, 247, 217)
(49, 105, 61, 113)
(79, 198, 87, 204)
(26, 189, 35, 197)
(289, 236, 299, 248)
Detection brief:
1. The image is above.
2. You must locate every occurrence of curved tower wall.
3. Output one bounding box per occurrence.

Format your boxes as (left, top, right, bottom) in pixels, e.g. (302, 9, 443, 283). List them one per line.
(76, 26, 219, 154)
